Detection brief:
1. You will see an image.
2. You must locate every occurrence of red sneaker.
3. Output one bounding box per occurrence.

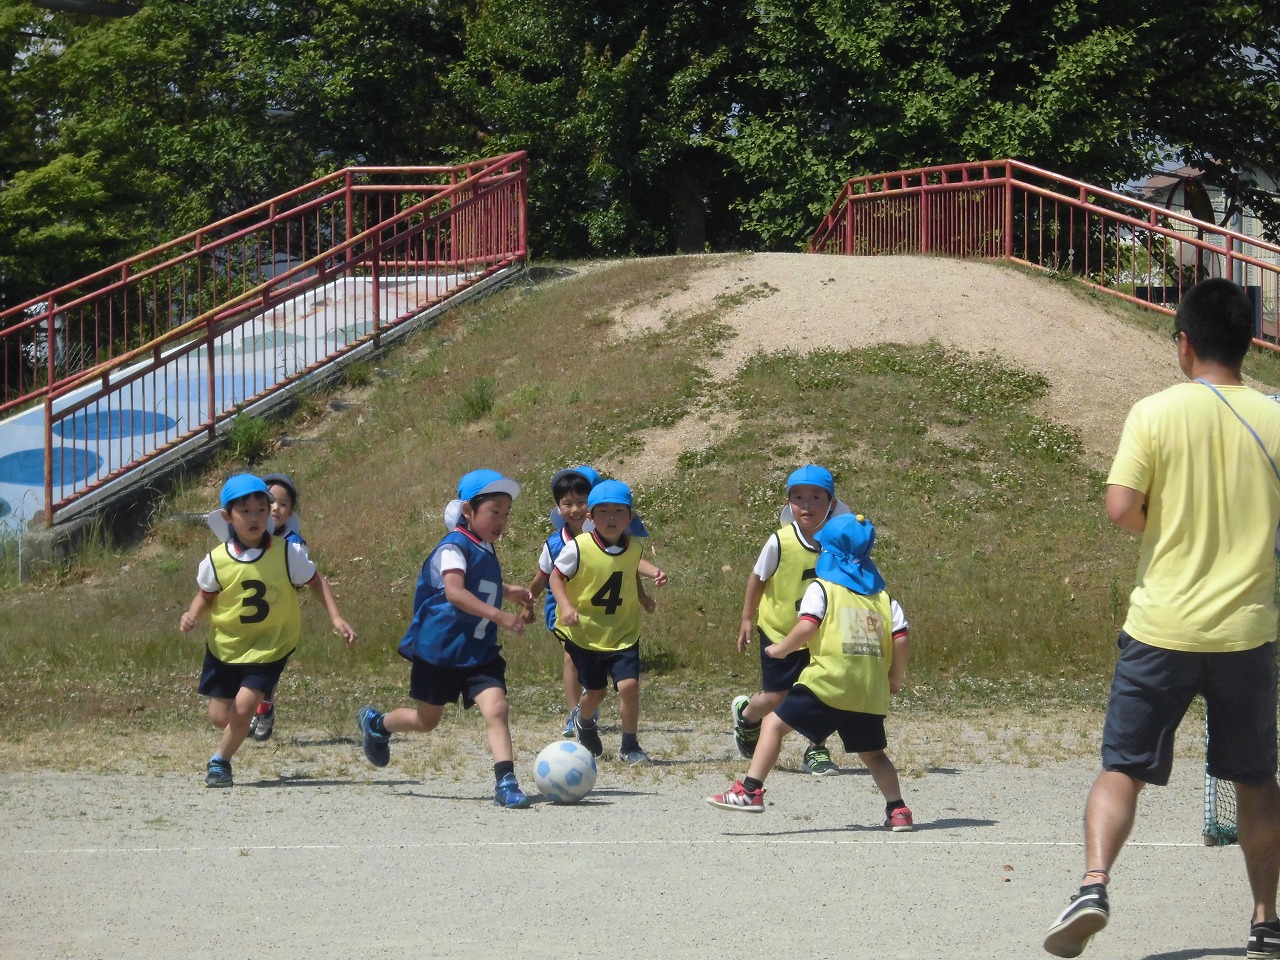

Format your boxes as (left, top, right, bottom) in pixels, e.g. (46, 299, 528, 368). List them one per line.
(885, 806, 914, 831)
(706, 780, 765, 812)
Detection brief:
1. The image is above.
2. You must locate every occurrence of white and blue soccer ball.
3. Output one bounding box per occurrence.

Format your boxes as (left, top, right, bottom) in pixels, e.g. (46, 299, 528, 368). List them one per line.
(533, 740, 598, 804)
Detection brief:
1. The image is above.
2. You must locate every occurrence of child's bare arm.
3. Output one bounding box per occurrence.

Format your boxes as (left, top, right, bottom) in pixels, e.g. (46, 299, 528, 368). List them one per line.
(549, 570, 577, 626)
(737, 574, 766, 653)
(442, 569, 525, 635)
(638, 558, 667, 587)
(180, 591, 213, 632)
(638, 573, 656, 613)
(766, 618, 817, 659)
(306, 573, 357, 644)
(888, 630, 911, 695)
(504, 582, 534, 619)
(521, 570, 549, 623)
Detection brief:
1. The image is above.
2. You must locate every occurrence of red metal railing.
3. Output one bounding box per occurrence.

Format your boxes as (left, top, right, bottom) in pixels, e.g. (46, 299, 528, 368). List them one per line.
(810, 159, 1280, 347)
(0, 152, 527, 525)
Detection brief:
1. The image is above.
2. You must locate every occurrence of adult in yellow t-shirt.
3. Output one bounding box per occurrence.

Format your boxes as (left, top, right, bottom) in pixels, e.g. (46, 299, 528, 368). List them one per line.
(1044, 279, 1280, 960)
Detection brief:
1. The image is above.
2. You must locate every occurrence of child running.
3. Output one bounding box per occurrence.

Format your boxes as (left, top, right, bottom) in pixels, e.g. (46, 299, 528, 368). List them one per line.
(207, 472, 354, 742)
(356, 469, 536, 808)
(708, 513, 913, 829)
(732, 464, 850, 774)
(180, 473, 358, 788)
(525, 464, 666, 737)
(550, 479, 665, 764)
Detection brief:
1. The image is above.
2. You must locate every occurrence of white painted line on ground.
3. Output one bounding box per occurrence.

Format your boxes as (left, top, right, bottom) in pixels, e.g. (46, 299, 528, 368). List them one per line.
(7, 838, 1207, 856)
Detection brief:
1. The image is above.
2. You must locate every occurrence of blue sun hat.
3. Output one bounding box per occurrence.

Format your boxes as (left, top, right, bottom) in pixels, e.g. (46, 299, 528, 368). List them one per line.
(220, 473, 273, 509)
(459, 469, 521, 502)
(587, 479, 633, 510)
(779, 463, 852, 526)
(787, 464, 835, 495)
(446, 469, 521, 531)
(814, 513, 885, 595)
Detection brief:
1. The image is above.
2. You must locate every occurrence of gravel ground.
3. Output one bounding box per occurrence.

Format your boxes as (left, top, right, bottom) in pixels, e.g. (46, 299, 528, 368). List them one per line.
(0, 748, 1251, 960)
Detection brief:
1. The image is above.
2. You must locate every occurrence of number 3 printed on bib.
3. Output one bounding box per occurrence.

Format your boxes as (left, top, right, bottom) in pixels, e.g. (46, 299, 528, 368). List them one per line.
(239, 579, 270, 624)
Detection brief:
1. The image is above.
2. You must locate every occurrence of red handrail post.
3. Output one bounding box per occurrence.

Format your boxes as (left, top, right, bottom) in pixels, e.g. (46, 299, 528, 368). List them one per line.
(344, 169, 354, 266)
(1003, 161, 1014, 260)
(920, 189, 930, 254)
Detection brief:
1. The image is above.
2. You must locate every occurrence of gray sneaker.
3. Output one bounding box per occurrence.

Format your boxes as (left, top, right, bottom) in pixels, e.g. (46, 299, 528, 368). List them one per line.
(249, 703, 275, 742)
(619, 746, 652, 766)
(802, 745, 839, 776)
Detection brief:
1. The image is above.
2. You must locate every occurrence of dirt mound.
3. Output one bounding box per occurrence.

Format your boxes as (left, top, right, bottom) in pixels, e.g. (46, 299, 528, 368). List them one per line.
(602, 252, 1182, 476)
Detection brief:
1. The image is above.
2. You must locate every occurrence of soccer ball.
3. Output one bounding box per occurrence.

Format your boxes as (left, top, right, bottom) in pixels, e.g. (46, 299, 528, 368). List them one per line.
(533, 740, 598, 804)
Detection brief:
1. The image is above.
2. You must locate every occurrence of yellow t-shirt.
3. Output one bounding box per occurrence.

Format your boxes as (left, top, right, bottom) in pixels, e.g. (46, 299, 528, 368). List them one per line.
(209, 539, 303, 663)
(555, 532, 643, 652)
(796, 583, 895, 715)
(756, 524, 821, 644)
(1108, 381, 1280, 652)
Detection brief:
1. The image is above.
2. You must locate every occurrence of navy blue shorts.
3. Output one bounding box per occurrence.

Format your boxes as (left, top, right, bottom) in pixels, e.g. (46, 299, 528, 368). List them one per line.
(1102, 632, 1278, 785)
(409, 656, 507, 709)
(773, 684, 888, 753)
(758, 628, 809, 692)
(566, 642, 641, 692)
(198, 647, 291, 700)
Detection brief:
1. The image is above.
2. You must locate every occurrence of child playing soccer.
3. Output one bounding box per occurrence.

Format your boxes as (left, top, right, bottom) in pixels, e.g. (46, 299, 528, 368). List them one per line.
(708, 513, 912, 829)
(356, 469, 537, 809)
(180, 473, 358, 788)
(550, 479, 666, 765)
(732, 464, 851, 774)
(207, 472, 354, 742)
(525, 465, 667, 737)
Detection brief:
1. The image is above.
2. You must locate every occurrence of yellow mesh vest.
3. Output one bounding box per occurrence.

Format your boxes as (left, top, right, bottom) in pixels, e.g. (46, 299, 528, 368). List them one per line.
(209, 538, 302, 664)
(797, 584, 894, 715)
(556, 532, 642, 652)
(756, 524, 820, 644)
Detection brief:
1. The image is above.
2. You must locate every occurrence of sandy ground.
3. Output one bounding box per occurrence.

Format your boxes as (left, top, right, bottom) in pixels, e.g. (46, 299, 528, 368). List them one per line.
(1, 254, 1256, 959)
(0, 748, 1252, 960)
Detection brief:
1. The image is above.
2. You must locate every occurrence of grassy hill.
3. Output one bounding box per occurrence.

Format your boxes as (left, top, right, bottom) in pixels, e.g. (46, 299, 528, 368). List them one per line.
(3, 254, 1278, 772)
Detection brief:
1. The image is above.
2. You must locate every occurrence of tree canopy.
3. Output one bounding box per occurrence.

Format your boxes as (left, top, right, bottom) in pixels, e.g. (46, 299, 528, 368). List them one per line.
(2, 0, 1278, 300)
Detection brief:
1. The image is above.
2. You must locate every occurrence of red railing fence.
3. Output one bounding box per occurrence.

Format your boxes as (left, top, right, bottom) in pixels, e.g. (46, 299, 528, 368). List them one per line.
(810, 159, 1280, 347)
(0, 152, 528, 526)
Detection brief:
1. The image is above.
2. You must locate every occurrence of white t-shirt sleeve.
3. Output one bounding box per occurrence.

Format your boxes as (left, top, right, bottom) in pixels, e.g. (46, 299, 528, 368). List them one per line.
(890, 598, 909, 635)
(752, 533, 781, 581)
(553, 541, 581, 579)
(196, 553, 220, 593)
(537, 542, 554, 575)
(427, 543, 469, 590)
(286, 540, 318, 587)
(797, 580, 827, 620)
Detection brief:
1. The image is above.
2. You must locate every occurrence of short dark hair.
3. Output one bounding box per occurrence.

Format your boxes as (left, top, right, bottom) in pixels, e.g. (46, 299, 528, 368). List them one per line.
(1175, 278, 1255, 367)
(552, 473, 593, 501)
(467, 491, 511, 511)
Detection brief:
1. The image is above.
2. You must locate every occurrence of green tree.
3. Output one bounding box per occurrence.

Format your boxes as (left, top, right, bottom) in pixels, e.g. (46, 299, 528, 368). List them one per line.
(446, 0, 750, 257)
(725, 1, 1280, 248)
(0, 0, 475, 311)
